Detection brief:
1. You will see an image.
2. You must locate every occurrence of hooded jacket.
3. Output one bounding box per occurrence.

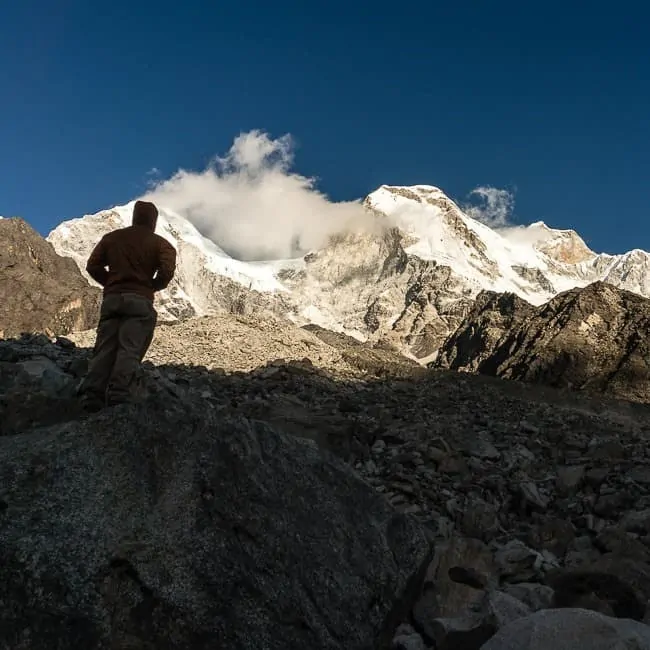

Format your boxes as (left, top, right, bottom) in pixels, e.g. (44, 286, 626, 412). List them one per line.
(86, 201, 177, 302)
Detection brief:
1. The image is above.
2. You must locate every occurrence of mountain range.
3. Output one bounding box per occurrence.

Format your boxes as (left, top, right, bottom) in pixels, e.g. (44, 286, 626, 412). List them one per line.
(47, 184, 650, 362)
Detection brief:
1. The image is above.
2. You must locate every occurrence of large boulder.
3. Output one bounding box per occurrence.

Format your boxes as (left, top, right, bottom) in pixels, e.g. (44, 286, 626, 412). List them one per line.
(481, 607, 650, 650)
(0, 400, 432, 649)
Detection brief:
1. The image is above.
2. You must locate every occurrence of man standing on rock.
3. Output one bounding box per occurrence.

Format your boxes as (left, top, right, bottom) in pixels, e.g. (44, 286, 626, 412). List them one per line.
(78, 200, 176, 411)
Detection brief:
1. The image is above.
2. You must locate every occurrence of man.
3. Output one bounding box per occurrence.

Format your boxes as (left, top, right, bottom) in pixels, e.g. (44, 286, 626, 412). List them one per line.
(78, 200, 177, 410)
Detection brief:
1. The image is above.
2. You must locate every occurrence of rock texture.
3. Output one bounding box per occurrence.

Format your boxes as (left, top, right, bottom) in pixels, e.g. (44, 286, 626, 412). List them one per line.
(69, 312, 424, 379)
(482, 608, 650, 650)
(0, 218, 101, 338)
(435, 281, 650, 403)
(0, 343, 432, 648)
(3, 320, 650, 647)
(281, 227, 477, 361)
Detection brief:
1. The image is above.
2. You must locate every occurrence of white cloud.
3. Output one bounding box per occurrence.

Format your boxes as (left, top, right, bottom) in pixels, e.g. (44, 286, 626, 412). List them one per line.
(142, 130, 375, 261)
(462, 186, 515, 228)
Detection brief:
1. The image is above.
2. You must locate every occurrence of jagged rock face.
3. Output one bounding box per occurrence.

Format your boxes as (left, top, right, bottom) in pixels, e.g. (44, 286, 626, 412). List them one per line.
(282, 227, 476, 360)
(435, 281, 650, 403)
(0, 218, 101, 338)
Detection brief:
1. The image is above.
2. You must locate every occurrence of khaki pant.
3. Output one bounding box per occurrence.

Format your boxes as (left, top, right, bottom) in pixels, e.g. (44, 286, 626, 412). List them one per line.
(80, 293, 157, 405)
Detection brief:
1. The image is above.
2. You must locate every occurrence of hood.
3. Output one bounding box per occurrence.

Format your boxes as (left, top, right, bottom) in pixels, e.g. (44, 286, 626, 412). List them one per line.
(132, 201, 159, 231)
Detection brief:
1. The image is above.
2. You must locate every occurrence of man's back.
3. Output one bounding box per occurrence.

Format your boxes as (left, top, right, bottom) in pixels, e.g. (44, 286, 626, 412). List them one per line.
(86, 201, 176, 301)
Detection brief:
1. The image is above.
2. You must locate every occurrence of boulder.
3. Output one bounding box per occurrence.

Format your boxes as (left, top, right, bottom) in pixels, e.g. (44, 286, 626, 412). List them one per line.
(0, 400, 432, 649)
(481, 607, 650, 650)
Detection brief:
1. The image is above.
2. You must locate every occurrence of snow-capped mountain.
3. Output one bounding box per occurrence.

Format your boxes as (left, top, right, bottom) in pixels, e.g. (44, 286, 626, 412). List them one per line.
(48, 202, 292, 321)
(47, 185, 650, 361)
(366, 185, 650, 304)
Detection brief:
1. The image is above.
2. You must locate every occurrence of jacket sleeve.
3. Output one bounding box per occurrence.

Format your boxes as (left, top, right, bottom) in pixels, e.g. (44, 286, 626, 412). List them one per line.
(86, 237, 109, 286)
(152, 239, 177, 292)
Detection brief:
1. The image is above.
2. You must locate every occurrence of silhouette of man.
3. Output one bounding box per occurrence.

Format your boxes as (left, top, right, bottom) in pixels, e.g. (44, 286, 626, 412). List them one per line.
(78, 200, 176, 410)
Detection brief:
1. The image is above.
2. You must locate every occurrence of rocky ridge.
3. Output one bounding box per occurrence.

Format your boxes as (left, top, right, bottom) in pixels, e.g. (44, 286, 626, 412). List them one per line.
(3, 314, 650, 648)
(0, 217, 101, 338)
(435, 281, 650, 404)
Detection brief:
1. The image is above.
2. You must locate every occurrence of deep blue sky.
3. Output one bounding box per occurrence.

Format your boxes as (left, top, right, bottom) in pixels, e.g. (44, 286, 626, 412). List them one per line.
(1, 1, 648, 254)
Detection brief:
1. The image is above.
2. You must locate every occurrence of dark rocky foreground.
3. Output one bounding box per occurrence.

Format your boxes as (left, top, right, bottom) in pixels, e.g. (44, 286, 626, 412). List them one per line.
(0, 218, 101, 338)
(435, 282, 650, 404)
(3, 334, 650, 648)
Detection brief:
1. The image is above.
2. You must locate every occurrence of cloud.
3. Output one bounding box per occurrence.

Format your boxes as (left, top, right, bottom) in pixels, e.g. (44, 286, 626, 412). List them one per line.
(462, 186, 515, 227)
(142, 130, 375, 261)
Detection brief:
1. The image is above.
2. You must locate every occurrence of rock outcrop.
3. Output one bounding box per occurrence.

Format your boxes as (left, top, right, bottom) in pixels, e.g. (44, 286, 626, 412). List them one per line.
(0, 218, 101, 338)
(435, 281, 650, 403)
(3, 325, 650, 647)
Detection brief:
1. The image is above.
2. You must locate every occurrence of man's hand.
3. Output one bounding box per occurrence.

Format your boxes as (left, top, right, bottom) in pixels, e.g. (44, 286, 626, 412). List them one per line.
(152, 239, 177, 292)
(86, 237, 109, 286)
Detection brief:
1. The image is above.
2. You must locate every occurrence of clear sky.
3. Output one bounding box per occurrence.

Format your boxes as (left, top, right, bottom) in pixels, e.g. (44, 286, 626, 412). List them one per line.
(1, 0, 648, 254)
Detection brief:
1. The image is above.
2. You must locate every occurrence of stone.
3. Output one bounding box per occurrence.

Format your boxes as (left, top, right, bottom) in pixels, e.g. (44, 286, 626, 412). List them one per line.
(464, 436, 501, 460)
(494, 540, 543, 582)
(585, 467, 609, 487)
(621, 509, 650, 535)
(413, 536, 495, 641)
(429, 614, 494, 650)
(594, 491, 634, 518)
(588, 438, 626, 460)
(429, 590, 530, 650)
(502, 583, 554, 612)
(630, 467, 650, 485)
(481, 608, 650, 650)
(595, 527, 650, 561)
(18, 356, 76, 396)
(460, 499, 500, 542)
(0, 404, 433, 649)
(518, 481, 549, 511)
(528, 517, 576, 558)
(546, 567, 646, 621)
(372, 439, 387, 455)
(391, 623, 428, 650)
(555, 465, 585, 495)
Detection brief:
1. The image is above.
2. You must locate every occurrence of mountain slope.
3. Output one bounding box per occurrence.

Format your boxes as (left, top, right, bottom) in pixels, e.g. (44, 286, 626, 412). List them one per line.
(435, 282, 650, 403)
(48, 202, 291, 321)
(46, 186, 650, 360)
(0, 218, 101, 338)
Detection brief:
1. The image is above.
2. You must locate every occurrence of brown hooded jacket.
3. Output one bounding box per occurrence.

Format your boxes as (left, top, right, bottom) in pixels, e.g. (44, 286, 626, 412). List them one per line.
(86, 200, 177, 301)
